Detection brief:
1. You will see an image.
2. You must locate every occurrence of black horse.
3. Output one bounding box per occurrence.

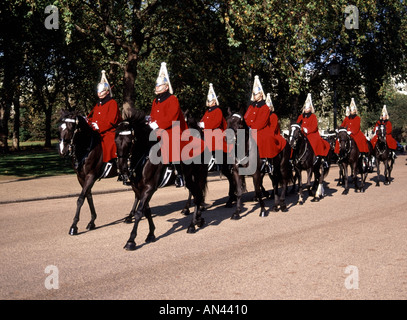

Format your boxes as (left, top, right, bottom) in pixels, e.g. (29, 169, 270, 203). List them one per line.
(336, 128, 369, 193)
(226, 112, 266, 219)
(288, 123, 331, 203)
(58, 110, 117, 235)
(374, 124, 394, 186)
(115, 108, 208, 251)
(183, 110, 237, 209)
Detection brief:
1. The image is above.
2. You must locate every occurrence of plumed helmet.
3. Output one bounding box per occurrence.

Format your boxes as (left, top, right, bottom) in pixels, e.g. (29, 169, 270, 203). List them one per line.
(251, 75, 265, 101)
(382, 105, 389, 119)
(302, 93, 315, 113)
(266, 93, 274, 111)
(349, 98, 357, 113)
(155, 62, 173, 94)
(345, 106, 350, 117)
(206, 83, 219, 106)
(97, 70, 112, 96)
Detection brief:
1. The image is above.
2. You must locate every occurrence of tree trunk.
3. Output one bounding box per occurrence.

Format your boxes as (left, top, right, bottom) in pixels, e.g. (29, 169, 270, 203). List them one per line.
(122, 51, 138, 114)
(12, 93, 20, 151)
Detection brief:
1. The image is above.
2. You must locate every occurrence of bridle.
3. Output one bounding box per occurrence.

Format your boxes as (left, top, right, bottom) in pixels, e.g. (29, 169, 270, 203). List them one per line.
(60, 117, 79, 157)
(227, 114, 249, 166)
(289, 124, 308, 164)
(337, 128, 352, 162)
(376, 124, 388, 156)
(116, 123, 136, 178)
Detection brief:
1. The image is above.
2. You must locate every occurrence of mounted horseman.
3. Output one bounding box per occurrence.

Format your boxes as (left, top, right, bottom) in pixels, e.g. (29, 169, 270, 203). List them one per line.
(87, 70, 122, 178)
(370, 105, 397, 186)
(334, 98, 372, 172)
(289, 93, 331, 202)
(59, 70, 122, 236)
(370, 105, 398, 161)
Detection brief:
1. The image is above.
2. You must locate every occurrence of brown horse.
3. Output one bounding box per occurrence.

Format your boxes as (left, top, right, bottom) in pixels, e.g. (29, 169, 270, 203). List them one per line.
(58, 110, 117, 236)
(115, 108, 208, 251)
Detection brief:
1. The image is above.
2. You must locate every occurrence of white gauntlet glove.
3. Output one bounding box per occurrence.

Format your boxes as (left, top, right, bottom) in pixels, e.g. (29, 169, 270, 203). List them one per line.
(149, 121, 159, 130)
(91, 122, 99, 130)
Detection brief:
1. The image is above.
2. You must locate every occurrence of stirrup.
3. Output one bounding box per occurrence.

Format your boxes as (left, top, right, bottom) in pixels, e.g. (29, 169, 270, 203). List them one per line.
(175, 175, 184, 188)
(100, 162, 113, 179)
(260, 159, 272, 174)
(313, 156, 320, 166)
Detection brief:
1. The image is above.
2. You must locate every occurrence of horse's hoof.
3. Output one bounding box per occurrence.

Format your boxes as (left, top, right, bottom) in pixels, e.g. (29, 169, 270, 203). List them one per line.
(86, 222, 96, 230)
(197, 218, 205, 228)
(123, 241, 137, 251)
(272, 206, 279, 212)
(181, 208, 190, 216)
(342, 189, 349, 195)
(230, 214, 241, 220)
(280, 205, 288, 212)
(69, 226, 78, 236)
(124, 215, 133, 224)
(187, 226, 196, 234)
(145, 234, 156, 243)
(259, 210, 267, 217)
(298, 200, 304, 205)
(311, 197, 320, 202)
(225, 201, 234, 208)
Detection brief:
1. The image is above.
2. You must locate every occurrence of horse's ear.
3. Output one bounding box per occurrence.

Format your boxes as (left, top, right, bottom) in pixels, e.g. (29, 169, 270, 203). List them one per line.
(227, 107, 232, 116)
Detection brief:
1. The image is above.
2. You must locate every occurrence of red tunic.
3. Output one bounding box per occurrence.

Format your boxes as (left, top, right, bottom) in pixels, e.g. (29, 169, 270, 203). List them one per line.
(269, 112, 287, 157)
(244, 101, 276, 158)
(200, 106, 227, 152)
(296, 113, 330, 157)
(370, 119, 398, 150)
(87, 97, 122, 162)
(340, 115, 369, 153)
(151, 93, 204, 163)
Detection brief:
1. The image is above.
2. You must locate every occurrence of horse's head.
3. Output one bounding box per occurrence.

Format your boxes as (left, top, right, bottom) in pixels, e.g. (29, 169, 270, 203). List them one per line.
(58, 110, 80, 157)
(115, 121, 135, 185)
(337, 127, 351, 158)
(226, 112, 246, 145)
(288, 123, 302, 149)
(377, 124, 387, 143)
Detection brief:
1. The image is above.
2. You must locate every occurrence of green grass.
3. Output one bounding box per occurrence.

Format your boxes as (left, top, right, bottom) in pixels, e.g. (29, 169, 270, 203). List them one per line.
(0, 143, 75, 178)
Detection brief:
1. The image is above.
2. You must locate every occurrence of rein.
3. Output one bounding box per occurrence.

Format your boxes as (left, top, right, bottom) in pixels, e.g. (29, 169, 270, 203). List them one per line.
(337, 128, 352, 162)
(290, 124, 308, 164)
(117, 128, 149, 181)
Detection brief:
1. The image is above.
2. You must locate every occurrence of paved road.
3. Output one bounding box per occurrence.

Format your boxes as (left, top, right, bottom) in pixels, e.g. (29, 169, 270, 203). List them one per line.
(1, 155, 406, 300)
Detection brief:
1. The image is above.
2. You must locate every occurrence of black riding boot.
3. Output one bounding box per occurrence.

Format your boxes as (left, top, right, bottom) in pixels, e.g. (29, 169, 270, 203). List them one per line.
(173, 163, 185, 188)
(261, 158, 272, 174)
(322, 157, 329, 169)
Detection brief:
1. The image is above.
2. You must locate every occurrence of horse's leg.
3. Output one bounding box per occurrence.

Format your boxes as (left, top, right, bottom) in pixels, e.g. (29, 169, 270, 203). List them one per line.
(124, 190, 139, 224)
(253, 169, 266, 217)
(124, 187, 154, 251)
(69, 174, 96, 235)
(144, 205, 156, 243)
(184, 168, 203, 233)
(85, 192, 97, 230)
(342, 164, 349, 195)
(353, 162, 360, 192)
(222, 163, 236, 208)
(384, 159, 390, 185)
(376, 158, 381, 186)
(297, 168, 305, 205)
(181, 191, 192, 216)
(231, 168, 243, 220)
